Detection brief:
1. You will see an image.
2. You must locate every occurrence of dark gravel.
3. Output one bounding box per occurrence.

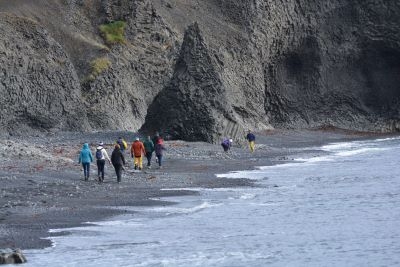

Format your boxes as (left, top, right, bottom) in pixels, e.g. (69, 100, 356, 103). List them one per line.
(0, 129, 388, 250)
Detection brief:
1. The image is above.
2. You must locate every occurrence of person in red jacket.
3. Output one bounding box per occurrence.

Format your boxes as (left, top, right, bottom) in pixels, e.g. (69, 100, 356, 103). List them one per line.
(131, 137, 145, 170)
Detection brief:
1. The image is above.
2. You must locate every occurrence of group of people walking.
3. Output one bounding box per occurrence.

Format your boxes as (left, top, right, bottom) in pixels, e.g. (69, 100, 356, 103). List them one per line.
(78, 133, 165, 183)
(79, 130, 256, 183)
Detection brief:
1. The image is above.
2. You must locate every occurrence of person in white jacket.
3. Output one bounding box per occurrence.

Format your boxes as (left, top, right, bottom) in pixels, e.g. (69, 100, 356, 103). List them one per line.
(95, 142, 111, 182)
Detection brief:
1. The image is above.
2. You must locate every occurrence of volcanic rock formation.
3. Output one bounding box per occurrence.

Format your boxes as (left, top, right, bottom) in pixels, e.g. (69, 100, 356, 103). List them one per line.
(140, 23, 243, 142)
(0, 0, 399, 141)
(0, 13, 89, 133)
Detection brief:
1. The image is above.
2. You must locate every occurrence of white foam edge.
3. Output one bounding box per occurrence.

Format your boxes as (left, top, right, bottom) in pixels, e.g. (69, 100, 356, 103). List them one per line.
(48, 222, 93, 233)
(160, 187, 244, 192)
(149, 201, 222, 214)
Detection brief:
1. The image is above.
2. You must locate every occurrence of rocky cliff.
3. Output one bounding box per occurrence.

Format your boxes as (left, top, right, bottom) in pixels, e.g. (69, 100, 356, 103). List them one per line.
(1, 0, 399, 142)
(0, 13, 89, 133)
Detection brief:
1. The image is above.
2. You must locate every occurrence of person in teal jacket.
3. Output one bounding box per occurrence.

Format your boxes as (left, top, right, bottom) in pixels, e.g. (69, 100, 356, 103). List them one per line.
(78, 143, 93, 181)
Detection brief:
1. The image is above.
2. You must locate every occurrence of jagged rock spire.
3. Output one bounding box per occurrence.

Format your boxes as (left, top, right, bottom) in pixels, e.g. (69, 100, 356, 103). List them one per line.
(141, 22, 238, 142)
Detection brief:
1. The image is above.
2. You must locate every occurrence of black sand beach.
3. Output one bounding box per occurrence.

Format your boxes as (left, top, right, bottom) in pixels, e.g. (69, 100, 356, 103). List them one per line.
(0, 129, 387, 250)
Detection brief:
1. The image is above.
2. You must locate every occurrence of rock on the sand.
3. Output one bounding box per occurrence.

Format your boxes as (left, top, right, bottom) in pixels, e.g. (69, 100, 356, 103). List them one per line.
(0, 249, 27, 264)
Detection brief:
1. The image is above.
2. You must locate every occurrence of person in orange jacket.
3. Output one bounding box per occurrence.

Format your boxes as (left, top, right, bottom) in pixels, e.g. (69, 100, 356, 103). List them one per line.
(131, 137, 145, 170)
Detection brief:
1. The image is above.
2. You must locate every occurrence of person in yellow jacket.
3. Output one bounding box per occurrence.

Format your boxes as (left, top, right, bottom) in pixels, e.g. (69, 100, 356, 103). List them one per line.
(131, 137, 145, 170)
(116, 137, 128, 153)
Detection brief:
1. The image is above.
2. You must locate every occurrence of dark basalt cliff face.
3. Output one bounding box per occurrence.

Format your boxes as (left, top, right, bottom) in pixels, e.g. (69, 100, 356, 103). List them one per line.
(1, 0, 399, 142)
(141, 23, 240, 142)
(0, 13, 89, 133)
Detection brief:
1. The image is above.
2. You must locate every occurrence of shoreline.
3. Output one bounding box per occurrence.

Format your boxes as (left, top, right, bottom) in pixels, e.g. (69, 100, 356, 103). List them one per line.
(0, 129, 393, 250)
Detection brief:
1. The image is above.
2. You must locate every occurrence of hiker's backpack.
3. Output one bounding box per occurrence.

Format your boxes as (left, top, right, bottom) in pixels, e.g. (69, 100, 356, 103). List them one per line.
(96, 149, 103, 160)
(122, 140, 128, 150)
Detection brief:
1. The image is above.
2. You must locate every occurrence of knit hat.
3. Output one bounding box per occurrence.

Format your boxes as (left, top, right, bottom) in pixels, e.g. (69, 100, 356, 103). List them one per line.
(99, 142, 104, 146)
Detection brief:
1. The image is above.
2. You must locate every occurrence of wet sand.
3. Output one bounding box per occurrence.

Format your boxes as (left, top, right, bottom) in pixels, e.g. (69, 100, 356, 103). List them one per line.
(0, 129, 386, 250)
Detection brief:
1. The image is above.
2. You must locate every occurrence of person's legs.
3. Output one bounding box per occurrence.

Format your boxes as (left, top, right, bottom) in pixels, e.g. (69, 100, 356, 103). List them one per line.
(146, 152, 152, 167)
(114, 164, 122, 182)
(96, 160, 101, 180)
(82, 163, 90, 180)
(87, 163, 90, 179)
(102, 160, 106, 180)
(98, 160, 105, 181)
(139, 156, 143, 170)
(157, 155, 163, 167)
(249, 141, 255, 153)
(82, 163, 86, 179)
(113, 164, 118, 180)
(134, 157, 139, 170)
(222, 144, 228, 152)
(117, 165, 122, 182)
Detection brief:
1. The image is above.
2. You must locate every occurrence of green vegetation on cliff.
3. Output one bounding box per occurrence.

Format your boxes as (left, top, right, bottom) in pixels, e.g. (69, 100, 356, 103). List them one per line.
(88, 57, 112, 81)
(99, 21, 127, 45)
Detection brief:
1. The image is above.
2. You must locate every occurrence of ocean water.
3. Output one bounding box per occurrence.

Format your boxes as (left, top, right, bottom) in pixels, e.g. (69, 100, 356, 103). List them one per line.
(25, 137, 400, 267)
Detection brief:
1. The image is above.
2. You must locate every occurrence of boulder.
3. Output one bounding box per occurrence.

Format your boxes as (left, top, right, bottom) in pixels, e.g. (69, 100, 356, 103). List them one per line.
(0, 249, 27, 264)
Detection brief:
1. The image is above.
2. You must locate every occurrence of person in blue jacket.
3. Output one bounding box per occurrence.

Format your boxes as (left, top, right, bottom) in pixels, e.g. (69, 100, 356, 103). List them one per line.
(78, 143, 93, 181)
(246, 130, 256, 153)
(221, 138, 232, 152)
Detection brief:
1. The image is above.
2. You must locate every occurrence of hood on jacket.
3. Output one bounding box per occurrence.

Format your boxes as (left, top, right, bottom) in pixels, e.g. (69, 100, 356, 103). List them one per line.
(97, 146, 103, 150)
(157, 139, 164, 145)
(83, 143, 89, 149)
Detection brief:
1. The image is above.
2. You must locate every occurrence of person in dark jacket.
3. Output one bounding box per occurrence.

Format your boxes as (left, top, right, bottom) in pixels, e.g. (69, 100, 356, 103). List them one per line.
(111, 144, 126, 183)
(143, 136, 154, 168)
(152, 132, 161, 164)
(152, 132, 160, 147)
(221, 137, 232, 152)
(154, 138, 165, 168)
(246, 130, 256, 153)
(78, 143, 93, 181)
